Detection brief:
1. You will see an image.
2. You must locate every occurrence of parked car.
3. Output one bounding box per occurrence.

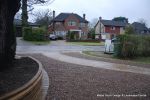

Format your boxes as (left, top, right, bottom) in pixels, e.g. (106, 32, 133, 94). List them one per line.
(49, 34, 58, 40)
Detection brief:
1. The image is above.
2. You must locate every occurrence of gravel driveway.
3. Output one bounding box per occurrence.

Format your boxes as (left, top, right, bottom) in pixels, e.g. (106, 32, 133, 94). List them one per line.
(26, 54, 150, 100)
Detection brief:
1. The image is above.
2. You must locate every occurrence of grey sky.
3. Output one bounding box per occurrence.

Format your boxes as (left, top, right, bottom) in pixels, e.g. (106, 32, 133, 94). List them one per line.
(33, 0, 150, 27)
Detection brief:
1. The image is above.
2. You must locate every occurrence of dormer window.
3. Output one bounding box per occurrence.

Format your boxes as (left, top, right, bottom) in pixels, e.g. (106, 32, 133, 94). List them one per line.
(68, 20, 76, 26)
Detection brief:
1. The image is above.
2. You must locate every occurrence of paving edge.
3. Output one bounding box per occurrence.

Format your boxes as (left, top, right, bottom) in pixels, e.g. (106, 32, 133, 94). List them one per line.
(81, 51, 114, 61)
(0, 56, 44, 100)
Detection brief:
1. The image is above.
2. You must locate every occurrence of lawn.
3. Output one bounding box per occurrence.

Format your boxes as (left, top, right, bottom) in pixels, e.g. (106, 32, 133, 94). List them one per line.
(134, 57, 150, 64)
(83, 51, 150, 64)
(68, 42, 104, 46)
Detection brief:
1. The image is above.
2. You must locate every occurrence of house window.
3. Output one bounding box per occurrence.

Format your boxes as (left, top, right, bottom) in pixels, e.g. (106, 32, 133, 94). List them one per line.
(80, 23, 85, 27)
(111, 27, 115, 30)
(68, 20, 76, 26)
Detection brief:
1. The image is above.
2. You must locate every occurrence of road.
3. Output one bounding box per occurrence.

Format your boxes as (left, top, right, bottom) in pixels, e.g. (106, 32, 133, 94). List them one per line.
(16, 38, 105, 53)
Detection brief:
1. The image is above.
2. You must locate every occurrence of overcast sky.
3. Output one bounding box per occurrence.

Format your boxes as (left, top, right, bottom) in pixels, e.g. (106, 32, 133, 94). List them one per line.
(33, 0, 150, 27)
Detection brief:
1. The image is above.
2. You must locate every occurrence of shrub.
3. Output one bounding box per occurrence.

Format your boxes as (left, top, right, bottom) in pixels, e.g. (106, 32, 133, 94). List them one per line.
(89, 28, 95, 39)
(91, 33, 95, 39)
(140, 36, 150, 56)
(114, 34, 150, 58)
(125, 25, 135, 35)
(70, 32, 75, 40)
(23, 27, 47, 41)
(23, 27, 32, 40)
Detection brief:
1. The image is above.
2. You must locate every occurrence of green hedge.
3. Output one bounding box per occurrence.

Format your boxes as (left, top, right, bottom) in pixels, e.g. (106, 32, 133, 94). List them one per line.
(23, 27, 47, 41)
(114, 34, 150, 58)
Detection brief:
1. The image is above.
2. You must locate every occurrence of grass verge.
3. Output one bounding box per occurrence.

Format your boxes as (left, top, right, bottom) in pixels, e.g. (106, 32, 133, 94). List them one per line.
(83, 51, 150, 64)
(68, 42, 104, 46)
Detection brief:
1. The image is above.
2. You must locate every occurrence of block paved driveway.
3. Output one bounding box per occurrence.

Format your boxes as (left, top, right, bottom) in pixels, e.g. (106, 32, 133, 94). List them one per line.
(17, 38, 150, 100)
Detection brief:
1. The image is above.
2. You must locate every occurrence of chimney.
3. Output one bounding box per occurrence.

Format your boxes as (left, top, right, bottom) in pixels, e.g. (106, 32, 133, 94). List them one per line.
(99, 17, 102, 22)
(83, 14, 86, 20)
(53, 11, 55, 19)
(99, 17, 102, 34)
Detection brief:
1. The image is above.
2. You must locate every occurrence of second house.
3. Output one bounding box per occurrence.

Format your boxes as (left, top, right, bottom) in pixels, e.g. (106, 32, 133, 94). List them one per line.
(95, 17, 127, 40)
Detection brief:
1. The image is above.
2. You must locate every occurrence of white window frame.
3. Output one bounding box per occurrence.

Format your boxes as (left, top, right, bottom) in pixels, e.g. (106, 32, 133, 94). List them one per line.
(68, 20, 76, 26)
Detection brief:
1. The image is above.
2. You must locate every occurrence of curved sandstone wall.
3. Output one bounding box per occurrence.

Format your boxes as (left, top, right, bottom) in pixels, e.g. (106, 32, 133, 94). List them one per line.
(0, 57, 44, 100)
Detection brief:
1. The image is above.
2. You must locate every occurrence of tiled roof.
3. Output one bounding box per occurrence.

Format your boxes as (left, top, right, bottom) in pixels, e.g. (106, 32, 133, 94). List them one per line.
(51, 13, 88, 23)
(132, 22, 148, 31)
(101, 20, 127, 27)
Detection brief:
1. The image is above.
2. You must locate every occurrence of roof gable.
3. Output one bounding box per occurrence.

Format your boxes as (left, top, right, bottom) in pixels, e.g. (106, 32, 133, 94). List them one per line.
(51, 13, 88, 23)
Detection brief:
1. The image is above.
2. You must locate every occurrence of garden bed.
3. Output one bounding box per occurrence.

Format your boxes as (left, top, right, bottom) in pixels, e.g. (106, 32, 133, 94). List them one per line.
(0, 57, 42, 100)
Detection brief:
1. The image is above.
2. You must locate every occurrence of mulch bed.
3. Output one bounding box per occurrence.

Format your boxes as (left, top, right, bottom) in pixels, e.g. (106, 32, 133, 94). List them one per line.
(0, 57, 38, 96)
(63, 52, 150, 68)
(27, 54, 150, 100)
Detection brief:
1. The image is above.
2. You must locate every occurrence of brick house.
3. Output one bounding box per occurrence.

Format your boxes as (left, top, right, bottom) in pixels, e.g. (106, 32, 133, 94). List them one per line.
(48, 11, 89, 39)
(95, 17, 127, 40)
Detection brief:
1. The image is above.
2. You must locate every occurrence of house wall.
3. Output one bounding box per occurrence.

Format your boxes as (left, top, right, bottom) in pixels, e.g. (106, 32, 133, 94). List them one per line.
(54, 22, 66, 31)
(120, 27, 125, 34)
(64, 14, 80, 30)
(80, 23, 88, 33)
(64, 14, 88, 39)
(95, 21, 105, 35)
(95, 22, 100, 35)
(95, 21, 105, 39)
(105, 26, 120, 34)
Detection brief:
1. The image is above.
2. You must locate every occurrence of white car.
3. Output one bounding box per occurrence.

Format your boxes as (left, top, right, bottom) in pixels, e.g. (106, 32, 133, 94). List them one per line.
(49, 34, 58, 40)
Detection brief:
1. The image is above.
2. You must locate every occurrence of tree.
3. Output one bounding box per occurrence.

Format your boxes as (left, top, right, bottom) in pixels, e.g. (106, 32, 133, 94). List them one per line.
(89, 18, 98, 29)
(125, 25, 135, 35)
(0, 0, 21, 67)
(15, 11, 22, 20)
(34, 9, 53, 26)
(112, 17, 128, 23)
(22, 0, 28, 27)
(21, 0, 54, 27)
(88, 28, 95, 39)
(138, 18, 147, 27)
